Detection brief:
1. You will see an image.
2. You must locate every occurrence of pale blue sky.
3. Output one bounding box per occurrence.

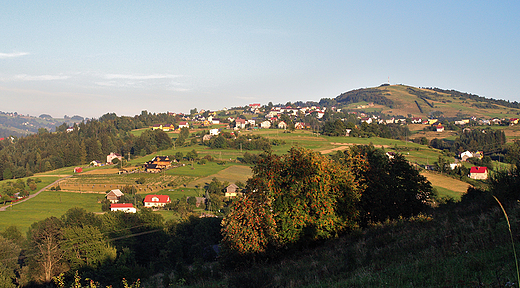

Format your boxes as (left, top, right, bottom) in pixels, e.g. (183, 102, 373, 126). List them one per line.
(1, 1, 519, 118)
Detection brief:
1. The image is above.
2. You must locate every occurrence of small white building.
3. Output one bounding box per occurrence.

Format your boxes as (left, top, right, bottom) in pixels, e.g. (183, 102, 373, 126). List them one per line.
(107, 152, 122, 164)
(110, 203, 136, 213)
(260, 120, 271, 129)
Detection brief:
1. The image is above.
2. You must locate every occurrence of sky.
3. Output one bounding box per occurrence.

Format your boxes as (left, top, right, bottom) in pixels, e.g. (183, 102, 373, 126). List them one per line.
(1, 1, 519, 118)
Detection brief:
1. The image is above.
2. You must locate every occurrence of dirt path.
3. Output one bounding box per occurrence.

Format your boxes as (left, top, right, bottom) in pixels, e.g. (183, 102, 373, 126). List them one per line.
(0, 176, 72, 211)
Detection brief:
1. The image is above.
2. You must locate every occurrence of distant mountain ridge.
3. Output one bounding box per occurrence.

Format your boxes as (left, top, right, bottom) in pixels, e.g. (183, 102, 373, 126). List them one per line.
(0, 112, 85, 138)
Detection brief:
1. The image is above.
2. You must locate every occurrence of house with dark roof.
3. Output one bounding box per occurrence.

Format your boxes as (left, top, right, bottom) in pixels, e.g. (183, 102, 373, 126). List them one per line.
(145, 156, 172, 172)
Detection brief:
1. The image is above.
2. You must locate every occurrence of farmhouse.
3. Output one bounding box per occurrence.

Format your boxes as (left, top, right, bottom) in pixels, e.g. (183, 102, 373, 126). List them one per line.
(110, 203, 136, 213)
(460, 151, 473, 162)
(162, 124, 175, 131)
(178, 121, 189, 129)
(278, 121, 287, 129)
(224, 184, 241, 197)
(436, 125, 445, 132)
(145, 156, 172, 172)
(235, 118, 246, 129)
(411, 117, 422, 124)
(260, 120, 271, 129)
(143, 195, 171, 208)
(106, 189, 124, 203)
(107, 152, 123, 164)
(469, 166, 488, 180)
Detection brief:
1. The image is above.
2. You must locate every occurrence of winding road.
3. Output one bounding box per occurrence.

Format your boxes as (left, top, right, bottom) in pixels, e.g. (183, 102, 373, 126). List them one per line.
(0, 176, 72, 212)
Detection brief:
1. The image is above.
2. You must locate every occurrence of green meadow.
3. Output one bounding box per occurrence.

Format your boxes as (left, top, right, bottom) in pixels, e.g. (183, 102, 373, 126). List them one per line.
(0, 190, 103, 233)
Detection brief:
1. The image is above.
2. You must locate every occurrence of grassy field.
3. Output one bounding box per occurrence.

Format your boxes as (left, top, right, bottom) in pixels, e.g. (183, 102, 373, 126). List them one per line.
(420, 171, 469, 200)
(185, 165, 252, 188)
(0, 190, 103, 233)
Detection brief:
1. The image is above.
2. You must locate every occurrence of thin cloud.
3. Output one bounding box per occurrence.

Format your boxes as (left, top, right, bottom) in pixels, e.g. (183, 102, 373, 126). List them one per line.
(104, 74, 181, 80)
(0, 52, 30, 59)
(13, 74, 70, 81)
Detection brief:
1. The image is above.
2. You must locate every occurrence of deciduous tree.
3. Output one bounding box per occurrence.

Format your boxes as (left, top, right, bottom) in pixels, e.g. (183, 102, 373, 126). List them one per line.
(221, 147, 366, 255)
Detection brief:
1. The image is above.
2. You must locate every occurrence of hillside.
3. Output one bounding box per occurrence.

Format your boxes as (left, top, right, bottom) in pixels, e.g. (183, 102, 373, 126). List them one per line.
(334, 84, 520, 119)
(0, 112, 85, 138)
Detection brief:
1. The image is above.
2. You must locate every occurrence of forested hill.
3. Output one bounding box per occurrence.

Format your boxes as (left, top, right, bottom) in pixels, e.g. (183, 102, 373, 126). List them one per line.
(0, 112, 85, 138)
(0, 111, 181, 180)
(324, 84, 520, 119)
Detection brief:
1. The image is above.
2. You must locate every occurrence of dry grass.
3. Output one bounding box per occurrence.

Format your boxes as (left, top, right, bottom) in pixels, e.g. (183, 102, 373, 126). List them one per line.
(320, 143, 391, 154)
(412, 130, 459, 141)
(186, 165, 252, 188)
(421, 171, 470, 194)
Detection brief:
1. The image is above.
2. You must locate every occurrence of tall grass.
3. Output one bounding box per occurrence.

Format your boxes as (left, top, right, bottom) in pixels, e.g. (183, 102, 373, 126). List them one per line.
(493, 195, 520, 286)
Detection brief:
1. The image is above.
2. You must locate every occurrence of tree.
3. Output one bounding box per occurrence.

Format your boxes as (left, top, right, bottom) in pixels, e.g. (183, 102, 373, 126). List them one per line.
(27, 217, 65, 283)
(347, 145, 434, 225)
(2, 169, 12, 180)
(179, 127, 190, 139)
(186, 149, 198, 161)
(221, 148, 365, 255)
(0, 236, 21, 288)
(62, 225, 116, 270)
(489, 165, 520, 203)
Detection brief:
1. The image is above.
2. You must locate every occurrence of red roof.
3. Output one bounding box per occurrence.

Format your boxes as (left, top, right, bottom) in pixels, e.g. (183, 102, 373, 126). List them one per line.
(470, 166, 488, 173)
(144, 195, 171, 204)
(110, 203, 134, 208)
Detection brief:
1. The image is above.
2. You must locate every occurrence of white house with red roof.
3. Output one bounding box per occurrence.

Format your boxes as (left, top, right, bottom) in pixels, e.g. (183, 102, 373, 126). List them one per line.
(178, 121, 189, 129)
(110, 203, 136, 213)
(143, 195, 171, 208)
(235, 118, 247, 129)
(469, 166, 488, 180)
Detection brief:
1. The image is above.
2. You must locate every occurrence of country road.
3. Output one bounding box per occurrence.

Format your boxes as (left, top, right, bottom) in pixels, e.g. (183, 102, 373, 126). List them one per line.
(0, 176, 72, 212)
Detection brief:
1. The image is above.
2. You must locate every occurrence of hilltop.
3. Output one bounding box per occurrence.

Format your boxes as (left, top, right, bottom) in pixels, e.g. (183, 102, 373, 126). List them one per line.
(331, 84, 520, 120)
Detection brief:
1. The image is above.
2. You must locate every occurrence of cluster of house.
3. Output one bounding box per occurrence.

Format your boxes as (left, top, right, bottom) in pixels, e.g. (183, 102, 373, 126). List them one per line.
(458, 150, 489, 180)
(107, 189, 173, 213)
(151, 122, 190, 132)
(107, 183, 243, 213)
(72, 152, 124, 173)
(88, 152, 124, 168)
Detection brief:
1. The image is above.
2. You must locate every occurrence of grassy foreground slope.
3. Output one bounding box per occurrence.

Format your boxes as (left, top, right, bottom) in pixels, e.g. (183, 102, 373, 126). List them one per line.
(190, 196, 518, 287)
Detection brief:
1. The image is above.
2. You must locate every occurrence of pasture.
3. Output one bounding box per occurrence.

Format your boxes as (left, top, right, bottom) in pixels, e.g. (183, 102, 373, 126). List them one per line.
(0, 190, 103, 233)
(420, 171, 470, 200)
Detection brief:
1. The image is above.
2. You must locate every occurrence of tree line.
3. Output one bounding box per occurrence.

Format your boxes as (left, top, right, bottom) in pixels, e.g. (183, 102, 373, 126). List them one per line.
(0, 112, 178, 181)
